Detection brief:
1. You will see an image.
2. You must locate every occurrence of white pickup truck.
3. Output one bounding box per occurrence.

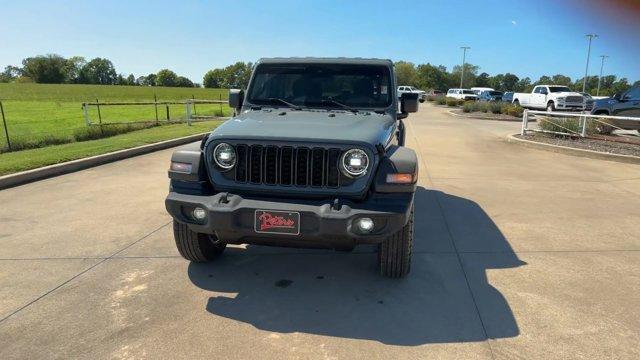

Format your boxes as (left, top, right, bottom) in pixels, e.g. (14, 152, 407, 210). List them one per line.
(512, 85, 586, 112)
(397, 86, 427, 102)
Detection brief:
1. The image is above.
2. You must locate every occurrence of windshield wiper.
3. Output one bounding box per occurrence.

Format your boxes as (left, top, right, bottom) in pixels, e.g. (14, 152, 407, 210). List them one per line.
(321, 99, 358, 113)
(267, 98, 302, 110)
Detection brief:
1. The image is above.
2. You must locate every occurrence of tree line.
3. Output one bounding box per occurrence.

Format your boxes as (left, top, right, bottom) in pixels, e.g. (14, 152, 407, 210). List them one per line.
(395, 61, 639, 96)
(2, 55, 638, 96)
(0, 54, 197, 87)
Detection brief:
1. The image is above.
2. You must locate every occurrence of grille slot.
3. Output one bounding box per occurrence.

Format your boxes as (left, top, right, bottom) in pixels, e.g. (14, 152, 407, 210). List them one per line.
(295, 148, 309, 186)
(249, 145, 263, 183)
(233, 144, 343, 188)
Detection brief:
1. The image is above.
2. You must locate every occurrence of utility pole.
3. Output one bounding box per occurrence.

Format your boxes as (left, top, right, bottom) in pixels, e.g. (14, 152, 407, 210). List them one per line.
(459, 46, 470, 89)
(596, 55, 609, 96)
(582, 34, 598, 93)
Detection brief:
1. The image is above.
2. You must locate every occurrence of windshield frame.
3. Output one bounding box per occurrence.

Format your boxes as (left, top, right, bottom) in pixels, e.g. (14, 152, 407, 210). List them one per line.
(245, 62, 394, 111)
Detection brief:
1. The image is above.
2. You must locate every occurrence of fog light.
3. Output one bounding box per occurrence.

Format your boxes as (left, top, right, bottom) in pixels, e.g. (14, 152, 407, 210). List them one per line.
(356, 217, 374, 233)
(192, 207, 207, 221)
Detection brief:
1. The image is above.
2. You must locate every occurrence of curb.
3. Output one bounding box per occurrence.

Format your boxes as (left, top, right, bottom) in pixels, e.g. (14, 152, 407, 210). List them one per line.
(0, 133, 207, 190)
(447, 109, 522, 122)
(507, 134, 640, 165)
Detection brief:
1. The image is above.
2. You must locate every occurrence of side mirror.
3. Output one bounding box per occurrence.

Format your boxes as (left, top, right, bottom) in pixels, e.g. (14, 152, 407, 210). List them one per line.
(612, 93, 621, 100)
(400, 92, 419, 114)
(229, 89, 244, 110)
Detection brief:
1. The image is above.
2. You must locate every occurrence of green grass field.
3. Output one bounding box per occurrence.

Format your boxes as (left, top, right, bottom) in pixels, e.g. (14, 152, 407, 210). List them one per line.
(0, 83, 231, 149)
(0, 120, 222, 175)
(0, 83, 230, 175)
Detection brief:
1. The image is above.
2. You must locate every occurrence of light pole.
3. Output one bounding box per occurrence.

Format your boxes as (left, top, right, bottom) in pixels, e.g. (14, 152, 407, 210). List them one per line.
(596, 55, 608, 96)
(459, 46, 470, 89)
(582, 34, 598, 93)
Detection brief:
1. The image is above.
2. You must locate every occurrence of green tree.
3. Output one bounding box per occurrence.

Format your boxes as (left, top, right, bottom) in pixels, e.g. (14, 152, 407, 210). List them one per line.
(502, 73, 520, 91)
(203, 62, 253, 88)
(21, 54, 68, 83)
(156, 69, 178, 87)
(451, 63, 479, 88)
(475, 72, 491, 88)
(126, 74, 136, 85)
(203, 68, 226, 88)
(551, 74, 572, 86)
(0, 65, 22, 82)
(176, 76, 194, 87)
(65, 56, 86, 83)
(515, 77, 532, 92)
(415, 63, 449, 90)
(79, 58, 117, 84)
(489, 74, 504, 91)
(395, 61, 418, 86)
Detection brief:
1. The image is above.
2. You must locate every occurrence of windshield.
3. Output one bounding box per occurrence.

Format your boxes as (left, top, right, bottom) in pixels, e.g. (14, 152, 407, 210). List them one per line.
(548, 86, 572, 93)
(462, 90, 475, 94)
(247, 63, 392, 109)
(489, 91, 503, 96)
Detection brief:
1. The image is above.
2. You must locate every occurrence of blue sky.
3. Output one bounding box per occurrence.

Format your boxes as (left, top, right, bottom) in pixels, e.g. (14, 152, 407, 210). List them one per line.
(1, 0, 639, 83)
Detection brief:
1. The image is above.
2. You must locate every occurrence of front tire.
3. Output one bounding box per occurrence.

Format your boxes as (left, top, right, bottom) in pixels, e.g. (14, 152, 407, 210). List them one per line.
(173, 220, 226, 262)
(378, 206, 414, 278)
(546, 102, 555, 112)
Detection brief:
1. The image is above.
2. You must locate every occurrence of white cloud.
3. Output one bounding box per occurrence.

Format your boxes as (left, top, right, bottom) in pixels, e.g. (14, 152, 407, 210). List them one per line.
(511, 20, 517, 25)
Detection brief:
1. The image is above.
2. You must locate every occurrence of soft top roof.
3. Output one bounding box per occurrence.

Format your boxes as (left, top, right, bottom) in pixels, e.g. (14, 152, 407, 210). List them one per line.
(256, 57, 393, 66)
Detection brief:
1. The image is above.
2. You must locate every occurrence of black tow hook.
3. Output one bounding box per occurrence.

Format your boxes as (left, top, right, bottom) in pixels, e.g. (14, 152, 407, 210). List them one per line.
(219, 192, 230, 204)
(331, 198, 342, 211)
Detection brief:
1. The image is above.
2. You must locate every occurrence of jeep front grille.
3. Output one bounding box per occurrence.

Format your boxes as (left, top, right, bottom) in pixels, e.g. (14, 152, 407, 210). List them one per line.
(234, 145, 342, 188)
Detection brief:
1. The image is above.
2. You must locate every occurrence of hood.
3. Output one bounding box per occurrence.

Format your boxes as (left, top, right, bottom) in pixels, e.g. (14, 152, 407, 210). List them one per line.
(555, 91, 584, 97)
(209, 109, 396, 146)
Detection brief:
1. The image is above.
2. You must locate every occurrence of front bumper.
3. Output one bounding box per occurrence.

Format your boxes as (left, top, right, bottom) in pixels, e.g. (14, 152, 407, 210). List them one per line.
(166, 191, 414, 250)
(556, 102, 586, 111)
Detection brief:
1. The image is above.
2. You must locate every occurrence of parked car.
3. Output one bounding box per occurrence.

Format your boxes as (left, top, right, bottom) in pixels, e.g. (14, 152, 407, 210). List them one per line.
(512, 85, 585, 111)
(591, 85, 640, 133)
(166, 57, 420, 278)
(427, 89, 444, 96)
(397, 86, 427, 102)
(502, 92, 514, 103)
(478, 90, 504, 102)
(446, 88, 478, 100)
(471, 87, 495, 96)
(580, 92, 595, 111)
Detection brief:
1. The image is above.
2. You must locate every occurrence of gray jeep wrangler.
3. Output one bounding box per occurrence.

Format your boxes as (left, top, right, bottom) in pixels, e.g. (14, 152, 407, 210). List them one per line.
(166, 58, 419, 278)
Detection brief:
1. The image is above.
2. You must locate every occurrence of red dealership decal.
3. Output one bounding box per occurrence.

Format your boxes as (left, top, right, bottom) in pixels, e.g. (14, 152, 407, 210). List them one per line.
(258, 212, 295, 230)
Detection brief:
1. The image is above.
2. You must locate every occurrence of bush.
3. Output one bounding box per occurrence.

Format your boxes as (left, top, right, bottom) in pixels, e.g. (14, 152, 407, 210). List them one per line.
(501, 103, 524, 117)
(73, 122, 157, 142)
(537, 116, 597, 136)
(446, 97, 459, 107)
(4, 134, 73, 152)
(462, 102, 474, 112)
(490, 102, 502, 114)
(435, 96, 447, 105)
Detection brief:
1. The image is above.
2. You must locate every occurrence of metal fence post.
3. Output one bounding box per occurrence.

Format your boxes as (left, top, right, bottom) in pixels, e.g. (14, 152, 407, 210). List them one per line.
(154, 94, 159, 124)
(219, 94, 223, 116)
(83, 103, 90, 125)
(0, 101, 12, 151)
(186, 101, 192, 126)
(166, 105, 170, 121)
(96, 98, 102, 125)
(521, 109, 529, 136)
(580, 113, 587, 137)
(192, 95, 196, 115)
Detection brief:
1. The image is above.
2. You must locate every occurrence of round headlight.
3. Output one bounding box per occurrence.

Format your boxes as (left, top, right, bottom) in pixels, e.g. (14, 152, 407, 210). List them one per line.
(341, 149, 369, 177)
(213, 143, 236, 170)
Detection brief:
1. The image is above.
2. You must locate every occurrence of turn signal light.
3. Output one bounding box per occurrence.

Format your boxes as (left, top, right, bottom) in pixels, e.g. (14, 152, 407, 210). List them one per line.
(386, 173, 415, 184)
(170, 161, 192, 173)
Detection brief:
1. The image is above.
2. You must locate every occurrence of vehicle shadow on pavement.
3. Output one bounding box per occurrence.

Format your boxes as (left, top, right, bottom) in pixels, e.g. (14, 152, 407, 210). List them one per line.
(188, 187, 525, 345)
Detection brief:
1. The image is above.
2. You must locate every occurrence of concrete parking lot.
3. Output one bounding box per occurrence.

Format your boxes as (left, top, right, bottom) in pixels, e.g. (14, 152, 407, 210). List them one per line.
(1, 104, 639, 359)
